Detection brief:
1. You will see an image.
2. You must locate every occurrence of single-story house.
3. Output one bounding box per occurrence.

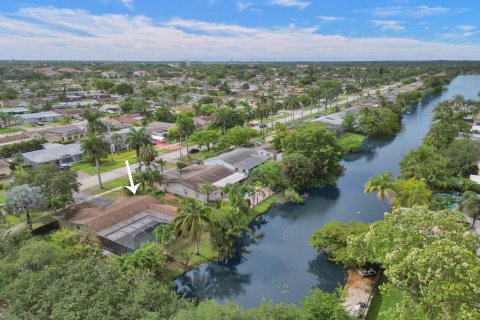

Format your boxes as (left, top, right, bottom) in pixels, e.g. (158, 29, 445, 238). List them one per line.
(113, 114, 143, 125)
(133, 70, 149, 77)
(101, 71, 120, 79)
(1, 107, 31, 115)
(18, 111, 61, 123)
(146, 121, 175, 140)
(104, 127, 130, 152)
(0, 159, 12, 177)
(99, 104, 121, 114)
(204, 148, 271, 174)
(33, 125, 86, 143)
(60, 196, 177, 255)
(161, 164, 247, 202)
(22, 142, 83, 166)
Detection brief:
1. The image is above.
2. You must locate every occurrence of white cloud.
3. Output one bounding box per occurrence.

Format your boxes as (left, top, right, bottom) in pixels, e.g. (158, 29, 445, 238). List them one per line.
(2, 7, 480, 61)
(457, 25, 476, 32)
(270, 0, 310, 9)
(318, 16, 346, 22)
(371, 20, 405, 31)
(369, 5, 451, 17)
(237, 1, 253, 11)
(120, 0, 134, 11)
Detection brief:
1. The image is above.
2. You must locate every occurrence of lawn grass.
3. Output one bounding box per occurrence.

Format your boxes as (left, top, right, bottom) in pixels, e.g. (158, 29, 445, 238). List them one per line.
(162, 234, 217, 279)
(71, 150, 138, 174)
(4, 210, 51, 227)
(0, 127, 22, 134)
(83, 156, 138, 175)
(253, 195, 277, 215)
(84, 177, 130, 196)
(366, 276, 403, 320)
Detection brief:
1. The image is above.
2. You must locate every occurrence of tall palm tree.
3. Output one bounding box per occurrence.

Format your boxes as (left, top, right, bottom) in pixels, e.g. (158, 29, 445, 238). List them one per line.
(139, 144, 158, 169)
(83, 110, 106, 133)
(461, 191, 480, 228)
(173, 198, 212, 255)
(126, 127, 151, 158)
(364, 172, 395, 209)
(200, 183, 215, 203)
(155, 158, 167, 175)
(192, 102, 202, 129)
(81, 133, 110, 189)
(256, 104, 270, 140)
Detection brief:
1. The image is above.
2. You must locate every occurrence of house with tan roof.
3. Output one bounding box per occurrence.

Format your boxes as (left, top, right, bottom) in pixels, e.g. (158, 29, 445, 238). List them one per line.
(161, 164, 247, 202)
(60, 196, 177, 255)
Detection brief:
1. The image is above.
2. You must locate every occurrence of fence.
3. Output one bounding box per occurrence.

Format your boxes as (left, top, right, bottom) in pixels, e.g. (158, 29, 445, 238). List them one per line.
(32, 219, 59, 236)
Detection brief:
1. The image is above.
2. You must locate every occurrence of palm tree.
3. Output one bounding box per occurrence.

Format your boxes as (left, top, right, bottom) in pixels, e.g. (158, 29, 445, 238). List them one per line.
(461, 191, 480, 228)
(135, 168, 163, 190)
(364, 172, 395, 209)
(173, 198, 212, 255)
(139, 144, 158, 169)
(155, 158, 167, 175)
(83, 110, 106, 133)
(192, 102, 202, 129)
(200, 183, 215, 203)
(126, 127, 151, 158)
(81, 133, 110, 189)
(111, 132, 122, 154)
(256, 104, 270, 140)
(401, 184, 431, 207)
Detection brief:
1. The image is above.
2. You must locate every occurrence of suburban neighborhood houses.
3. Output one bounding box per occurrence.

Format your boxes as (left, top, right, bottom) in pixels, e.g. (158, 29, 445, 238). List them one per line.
(1, 60, 480, 320)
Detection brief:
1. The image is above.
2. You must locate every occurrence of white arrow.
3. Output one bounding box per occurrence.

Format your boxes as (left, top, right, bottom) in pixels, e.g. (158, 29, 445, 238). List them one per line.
(124, 160, 141, 195)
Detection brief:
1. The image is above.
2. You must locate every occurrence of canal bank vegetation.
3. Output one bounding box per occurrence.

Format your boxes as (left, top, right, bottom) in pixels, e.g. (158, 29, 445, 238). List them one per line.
(341, 74, 454, 139)
(0, 218, 354, 320)
(309, 93, 480, 319)
(309, 206, 480, 320)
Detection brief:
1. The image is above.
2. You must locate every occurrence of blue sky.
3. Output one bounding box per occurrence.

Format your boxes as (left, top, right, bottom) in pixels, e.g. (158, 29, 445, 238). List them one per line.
(0, 0, 479, 60)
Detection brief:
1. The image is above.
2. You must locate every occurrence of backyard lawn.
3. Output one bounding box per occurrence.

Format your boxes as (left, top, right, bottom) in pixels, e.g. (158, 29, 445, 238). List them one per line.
(366, 276, 403, 320)
(0, 127, 22, 134)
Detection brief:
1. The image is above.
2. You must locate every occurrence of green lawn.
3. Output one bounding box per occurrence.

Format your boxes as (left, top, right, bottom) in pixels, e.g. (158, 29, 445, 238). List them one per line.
(71, 150, 138, 174)
(4, 210, 51, 227)
(253, 195, 277, 216)
(366, 277, 403, 320)
(0, 127, 22, 134)
(162, 234, 217, 280)
(84, 176, 130, 196)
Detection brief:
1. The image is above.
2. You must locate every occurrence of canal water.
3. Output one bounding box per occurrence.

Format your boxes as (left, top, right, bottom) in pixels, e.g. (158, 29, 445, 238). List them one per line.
(175, 75, 480, 308)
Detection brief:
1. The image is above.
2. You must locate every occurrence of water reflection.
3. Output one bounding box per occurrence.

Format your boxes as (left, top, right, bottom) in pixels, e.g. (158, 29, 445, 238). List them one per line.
(307, 253, 346, 291)
(175, 76, 480, 307)
(176, 262, 252, 301)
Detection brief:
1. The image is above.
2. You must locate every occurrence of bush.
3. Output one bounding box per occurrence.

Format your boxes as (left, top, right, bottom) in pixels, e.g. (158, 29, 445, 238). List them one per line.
(176, 161, 188, 169)
(338, 133, 365, 153)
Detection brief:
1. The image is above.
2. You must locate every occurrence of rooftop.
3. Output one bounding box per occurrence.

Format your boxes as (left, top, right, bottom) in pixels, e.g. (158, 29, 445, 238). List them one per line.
(61, 196, 177, 233)
(164, 164, 237, 191)
(22, 142, 82, 163)
(208, 148, 269, 169)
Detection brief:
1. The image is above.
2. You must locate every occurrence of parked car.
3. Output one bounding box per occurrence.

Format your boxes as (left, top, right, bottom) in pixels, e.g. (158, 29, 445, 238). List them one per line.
(358, 268, 377, 277)
(35, 121, 44, 126)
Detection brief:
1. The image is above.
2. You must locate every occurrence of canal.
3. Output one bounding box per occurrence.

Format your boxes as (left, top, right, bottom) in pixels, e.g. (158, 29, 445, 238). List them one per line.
(175, 75, 480, 308)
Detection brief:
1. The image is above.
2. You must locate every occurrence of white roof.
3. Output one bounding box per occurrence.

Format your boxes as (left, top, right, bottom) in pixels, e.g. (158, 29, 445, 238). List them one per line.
(213, 172, 247, 188)
(19, 111, 60, 119)
(22, 143, 82, 164)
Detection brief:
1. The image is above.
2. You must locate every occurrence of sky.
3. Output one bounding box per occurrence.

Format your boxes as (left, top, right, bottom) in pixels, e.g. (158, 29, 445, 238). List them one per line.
(0, 0, 479, 61)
